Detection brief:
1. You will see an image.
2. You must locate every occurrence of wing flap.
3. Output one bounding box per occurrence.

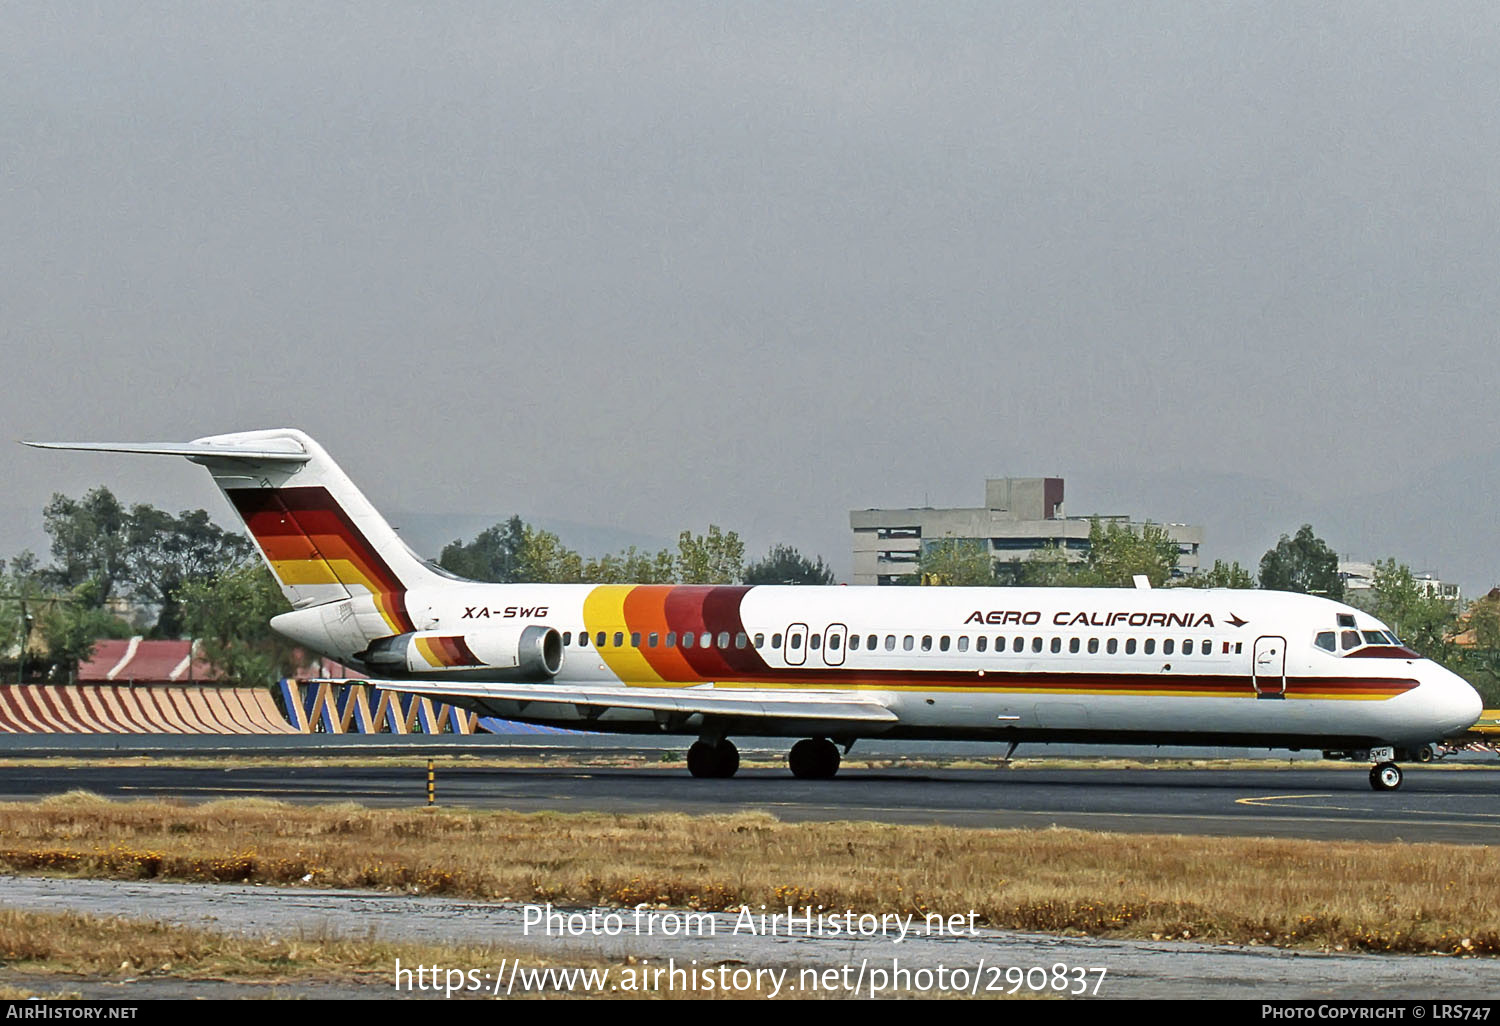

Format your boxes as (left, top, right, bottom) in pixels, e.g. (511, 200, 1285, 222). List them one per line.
(317, 679, 898, 724)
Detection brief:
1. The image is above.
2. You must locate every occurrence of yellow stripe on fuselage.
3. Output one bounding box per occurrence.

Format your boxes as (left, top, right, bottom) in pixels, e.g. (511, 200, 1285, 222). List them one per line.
(582, 585, 665, 684)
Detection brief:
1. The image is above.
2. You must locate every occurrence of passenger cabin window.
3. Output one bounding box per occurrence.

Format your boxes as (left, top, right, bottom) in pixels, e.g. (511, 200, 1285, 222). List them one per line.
(1183, 639, 1193, 655)
(1050, 638, 1061, 654)
(1125, 639, 1137, 654)
(957, 636, 969, 652)
(753, 633, 765, 648)
(1013, 637, 1024, 653)
(921, 636, 932, 652)
(562, 632, 572, 645)
(1107, 638, 1118, 654)
(788, 634, 800, 650)
(1087, 638, 1099, 654)
(735, 632, 748, 649)
(903, 636, 915, 651)
(1069, 638, 1080, 654)
(683, 632, 696, 649)
(1315, 632, 1336, 652)
(885, 635, 896, 651)
(939, 636, 951, 652)
(867, 634, 877, 649)
(810, 635, 821, 650)
(596, 632, 607, 647)
(1144, 639, 1155, 655)
(648, 632, 658, 647)
(771, 633, 781, 648)
(1031, 637, 1043, 653)
(613, 632, 625, 648)
(976, 637, 987, 652)
(630, 632, 641, 647)
(1163, 639, 1174, 655)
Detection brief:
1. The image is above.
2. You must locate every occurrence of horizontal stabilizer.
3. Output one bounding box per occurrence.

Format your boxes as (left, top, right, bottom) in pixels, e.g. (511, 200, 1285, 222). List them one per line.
(22, 440, 311, 463)
(319, 679, 900, 724)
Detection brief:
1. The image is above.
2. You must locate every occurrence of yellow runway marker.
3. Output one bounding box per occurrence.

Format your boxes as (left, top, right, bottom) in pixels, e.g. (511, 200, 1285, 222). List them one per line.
(1235, 794, 1334, 807)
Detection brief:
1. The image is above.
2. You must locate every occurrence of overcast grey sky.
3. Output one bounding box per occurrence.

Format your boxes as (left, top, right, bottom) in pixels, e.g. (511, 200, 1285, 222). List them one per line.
(4, 3, 1499, 591)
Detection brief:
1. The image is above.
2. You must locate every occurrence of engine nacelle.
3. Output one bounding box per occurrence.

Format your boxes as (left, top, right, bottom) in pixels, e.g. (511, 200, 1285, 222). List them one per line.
(360, 624, 563, 681)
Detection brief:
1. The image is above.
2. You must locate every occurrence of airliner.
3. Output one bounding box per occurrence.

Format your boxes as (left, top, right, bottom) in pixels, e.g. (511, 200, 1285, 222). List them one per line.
(27, 428, 1483, 790)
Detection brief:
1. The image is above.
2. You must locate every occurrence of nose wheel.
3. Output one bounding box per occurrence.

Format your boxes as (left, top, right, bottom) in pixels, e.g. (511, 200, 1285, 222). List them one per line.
(1369, 762, 1403, 791)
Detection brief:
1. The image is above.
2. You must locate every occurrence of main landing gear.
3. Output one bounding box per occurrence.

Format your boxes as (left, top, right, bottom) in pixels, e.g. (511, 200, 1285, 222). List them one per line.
(788, 737, 841, 780)
(687, 738, 739, 778)
(685, 736, 844, 779)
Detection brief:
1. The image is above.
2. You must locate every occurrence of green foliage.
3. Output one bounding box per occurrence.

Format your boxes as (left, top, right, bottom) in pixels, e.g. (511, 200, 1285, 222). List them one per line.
(41, 487, 132, 602)
(917, 539, 993, 587)
(1447, 590, 1500, 708)
(34, 580, 134, 681)
(675, 526, 744, 584)
(180, 563, 298, 687)
(124, 506, 256, 638)
(438, 517, 750, 585)
(513, 525, 585, 583)
(1259, 525, 1344, 599)
(1008, 543, 1083, 587)
(1366, 560, 1458, 660)
(437, 516, 527, 583)
(743, 545, 836, 586)
(1083, 519, 1180, 588)
(1176, 559, 1257, 589)
(582, 546, 678, 584)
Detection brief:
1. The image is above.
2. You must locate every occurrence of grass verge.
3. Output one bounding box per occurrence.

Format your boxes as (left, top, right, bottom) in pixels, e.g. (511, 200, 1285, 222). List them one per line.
(0, 793, 1495, 956)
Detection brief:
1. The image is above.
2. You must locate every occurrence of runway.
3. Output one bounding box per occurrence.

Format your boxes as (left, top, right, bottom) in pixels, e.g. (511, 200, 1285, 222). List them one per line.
(2, 761, 1497, 843)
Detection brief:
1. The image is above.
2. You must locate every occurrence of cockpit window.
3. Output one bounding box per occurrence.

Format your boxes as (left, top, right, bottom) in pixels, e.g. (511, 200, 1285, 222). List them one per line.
(1340, 630, 1361, 651)
(1362, 631, 1387, 646)
(1315, 631, 1335, 652)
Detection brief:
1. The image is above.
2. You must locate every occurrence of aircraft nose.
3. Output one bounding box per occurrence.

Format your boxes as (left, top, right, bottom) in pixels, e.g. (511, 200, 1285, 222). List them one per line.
(1428, 664, 1483, 736)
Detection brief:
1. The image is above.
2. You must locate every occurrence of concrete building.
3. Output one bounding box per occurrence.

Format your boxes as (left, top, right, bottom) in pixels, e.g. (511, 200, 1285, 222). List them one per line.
(850, 477, 1204, 586)
(1338, 561, 1462, 607)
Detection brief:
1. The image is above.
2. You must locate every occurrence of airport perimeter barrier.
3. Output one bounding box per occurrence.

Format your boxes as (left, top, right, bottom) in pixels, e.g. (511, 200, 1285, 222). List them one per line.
(279, 679, 577, 735)
(0, 683, 297, 734)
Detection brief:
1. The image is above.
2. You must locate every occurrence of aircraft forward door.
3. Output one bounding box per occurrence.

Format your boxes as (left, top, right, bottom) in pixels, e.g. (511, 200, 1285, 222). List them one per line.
(822, 624, 847, 666)
(784, 623, 808, 666)
(1253, 635, 1287, 698)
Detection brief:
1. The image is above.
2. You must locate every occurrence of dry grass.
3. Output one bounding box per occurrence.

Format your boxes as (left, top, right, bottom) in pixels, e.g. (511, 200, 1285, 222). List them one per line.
(0, 794, 1496, 956)
(0, 906, 702, 998)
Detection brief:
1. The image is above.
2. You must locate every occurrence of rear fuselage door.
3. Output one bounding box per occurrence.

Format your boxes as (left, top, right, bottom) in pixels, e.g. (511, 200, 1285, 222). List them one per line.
(1253, 635, 1287, 698)
(822, 623, 848, 666)
(784, 623, 809, 666)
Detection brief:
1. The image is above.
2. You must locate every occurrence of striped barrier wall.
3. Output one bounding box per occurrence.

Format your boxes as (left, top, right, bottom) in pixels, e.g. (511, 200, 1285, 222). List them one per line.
(279, 680, 577, 735)
(0, 684, 297, 734)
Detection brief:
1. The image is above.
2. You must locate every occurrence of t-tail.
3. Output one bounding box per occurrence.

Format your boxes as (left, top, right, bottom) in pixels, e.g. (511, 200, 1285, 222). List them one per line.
(23, 429, 439, 639)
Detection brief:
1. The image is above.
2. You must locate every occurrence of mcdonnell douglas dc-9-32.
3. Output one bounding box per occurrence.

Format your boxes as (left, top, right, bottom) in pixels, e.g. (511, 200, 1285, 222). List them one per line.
(27, 428, 1484, 790)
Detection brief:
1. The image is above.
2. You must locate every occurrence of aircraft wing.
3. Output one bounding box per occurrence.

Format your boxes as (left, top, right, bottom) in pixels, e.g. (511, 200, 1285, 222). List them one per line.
(321, 679, 899, 725)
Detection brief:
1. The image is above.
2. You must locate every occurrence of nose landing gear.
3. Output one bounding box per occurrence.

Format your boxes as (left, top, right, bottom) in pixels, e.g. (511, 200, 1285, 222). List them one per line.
(1369, 761, 1403, 791)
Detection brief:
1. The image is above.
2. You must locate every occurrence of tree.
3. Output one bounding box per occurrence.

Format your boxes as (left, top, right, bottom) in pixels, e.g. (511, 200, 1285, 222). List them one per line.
(180, 563, 299, 687)
(41, 487, 132, 603)
(1082, 519, 1180, 588)
(124, 506, 256, 637)
(1366, 559, 1459, 662)
(34, 579, 134, 682)
(438, 516, 527, 583)
(514, 525, 585, 583)
(916, 539, 993, 586)
(1176, 559, 1257, 589)
(583, 546, 677, 584)
(675, 526, 744, 584)
(743, 545, 836, 586)
(1010, 543, 1086, 587)
(1259, 525, 1344, 599)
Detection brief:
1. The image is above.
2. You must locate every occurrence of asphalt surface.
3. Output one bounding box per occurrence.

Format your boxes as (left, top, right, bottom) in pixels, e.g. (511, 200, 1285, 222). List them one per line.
(1, 761, 1497, 843)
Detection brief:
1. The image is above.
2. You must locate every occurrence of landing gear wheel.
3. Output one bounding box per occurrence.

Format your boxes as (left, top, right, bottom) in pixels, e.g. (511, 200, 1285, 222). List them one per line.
(1369, 762, 1403, 791)
(687, 740, 739, 779)
(788, 738, 841, 780)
